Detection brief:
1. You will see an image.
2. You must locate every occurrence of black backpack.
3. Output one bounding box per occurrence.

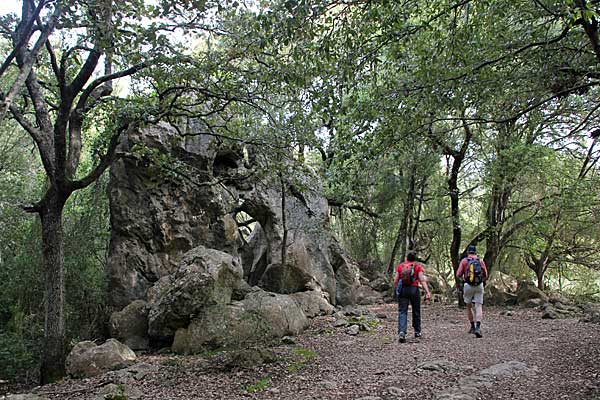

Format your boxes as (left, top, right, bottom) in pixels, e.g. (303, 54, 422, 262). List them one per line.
(466, 258, 483, 285)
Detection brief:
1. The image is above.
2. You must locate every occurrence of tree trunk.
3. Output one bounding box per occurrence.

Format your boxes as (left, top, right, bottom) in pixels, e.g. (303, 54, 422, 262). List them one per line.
(387, 167, 416, 275)
(400, 169, 416, 258)
(39, 190, 67, 384)
(279, 174, 287, 267)
(387, 223, 404, 276)
(410, 175, 428, 250)
(536, 270, 545, 291)
(449, 185, 464, 306)
(483, 233, 500, 276)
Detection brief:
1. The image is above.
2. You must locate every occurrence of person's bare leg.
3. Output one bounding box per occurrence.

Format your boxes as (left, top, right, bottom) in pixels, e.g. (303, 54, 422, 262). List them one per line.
(474, 302, 483, 323)
(467, 303, 475, 333)
(474, 302, 483, 337)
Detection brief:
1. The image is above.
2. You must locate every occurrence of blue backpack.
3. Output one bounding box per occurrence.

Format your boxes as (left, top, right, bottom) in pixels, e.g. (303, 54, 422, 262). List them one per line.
(466, 258, 483, 286)
(395, 263, 417, 297)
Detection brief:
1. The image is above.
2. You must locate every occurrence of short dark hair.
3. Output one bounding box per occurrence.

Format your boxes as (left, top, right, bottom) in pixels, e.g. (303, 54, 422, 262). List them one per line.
(467, 245, 477, 254)
(406, 252, 416, 262)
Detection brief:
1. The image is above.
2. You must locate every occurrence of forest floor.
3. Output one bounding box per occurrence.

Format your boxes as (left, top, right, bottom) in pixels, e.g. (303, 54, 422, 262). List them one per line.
(9, 303, 600, 400)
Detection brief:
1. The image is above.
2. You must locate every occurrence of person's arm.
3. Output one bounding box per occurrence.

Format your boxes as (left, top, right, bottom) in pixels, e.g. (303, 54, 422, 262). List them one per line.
(393, 269, 399, 289)
(417, 270, 431, 300)
(456, 259, 465, 280)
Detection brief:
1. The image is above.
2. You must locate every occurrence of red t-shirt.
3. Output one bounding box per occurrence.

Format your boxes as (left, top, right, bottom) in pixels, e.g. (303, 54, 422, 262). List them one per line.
(395, 261, 424, 287)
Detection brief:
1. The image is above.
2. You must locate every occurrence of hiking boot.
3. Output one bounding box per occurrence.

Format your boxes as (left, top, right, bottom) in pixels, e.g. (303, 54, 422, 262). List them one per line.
(468, 326, 476, 334)
(474, 327, 482, 338)
(398, 332, 406, 343)
(415, 332, 422, 338)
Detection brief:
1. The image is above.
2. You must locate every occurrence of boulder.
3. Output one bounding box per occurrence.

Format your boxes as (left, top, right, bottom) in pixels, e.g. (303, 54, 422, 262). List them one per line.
(357, 259, 384, 281)
(355, 285, 385, 305)
(515, 281, 548, 305)
(171, 289, 308, 353)
(109, 300, 149, 350)
(147, 245, 244, 338)
(541, 304, 558, 319)
(424, 274, 446, 294)
(418, 359, 457, 372)
(242, 289, 309, 336)
(241, 183, 361, 306)
(486, 271, 518, 293)
(290, 289, 335, 317)
(209, 348, 278, 371)
(547, 292, 573, 305)
(523, 298, 544, 308)
(484, 271, 519, 306)
(66, 339, 136, 378)
(368, 276, 390, 292)
(485, 284, 518, 306)
(94, 383, 143, 400)
(580, 304, 600, 324)
(329, 239, 361, 306)
(345, 325, 360, 335)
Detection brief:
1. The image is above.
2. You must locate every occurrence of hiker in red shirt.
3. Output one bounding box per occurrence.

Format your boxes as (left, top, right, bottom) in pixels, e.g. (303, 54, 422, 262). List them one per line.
(394, 252, 431, 343)
(456, 245, 488, 338)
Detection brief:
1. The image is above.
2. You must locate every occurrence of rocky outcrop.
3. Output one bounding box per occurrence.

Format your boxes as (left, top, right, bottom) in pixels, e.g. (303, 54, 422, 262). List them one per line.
(290, 289, 335, 318)
(109, 300, 150, 350)
(66, 339, 136, 378)
(485, 285, 518, 306)
(434, 361, 528, 400)
(516, 281, 549, 304)
(147, 245, 244, 338)
(483, 272, 521, 306)
(107, 123, 241, 309)
(171, 289, 309, 353)
(106, 121, 359, 350)
(355, 285, 385, 305)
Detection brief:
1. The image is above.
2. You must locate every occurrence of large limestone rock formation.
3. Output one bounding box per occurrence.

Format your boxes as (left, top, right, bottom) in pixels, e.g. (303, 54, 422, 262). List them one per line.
(107, 122, 242, 308)
(106, 121, 360, 350)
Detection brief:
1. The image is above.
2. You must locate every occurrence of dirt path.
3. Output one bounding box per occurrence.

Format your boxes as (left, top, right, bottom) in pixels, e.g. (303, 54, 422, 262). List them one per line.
(29, 303, 600, 400)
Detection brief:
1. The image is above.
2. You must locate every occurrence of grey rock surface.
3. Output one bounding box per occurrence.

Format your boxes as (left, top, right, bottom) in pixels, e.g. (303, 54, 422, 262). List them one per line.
(66, 339, 136, 379)
(171, 289, 308, 353)
(105, 121, 362, 347)
(147, 245, 243, 338)
(109, 300, 150, 350)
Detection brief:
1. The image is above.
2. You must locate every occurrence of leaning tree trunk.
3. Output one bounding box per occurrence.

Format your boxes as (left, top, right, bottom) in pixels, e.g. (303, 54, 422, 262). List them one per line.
(433, 115, 471, 307)
(39, 190, 67, 384)
(387, 169, 416, 276)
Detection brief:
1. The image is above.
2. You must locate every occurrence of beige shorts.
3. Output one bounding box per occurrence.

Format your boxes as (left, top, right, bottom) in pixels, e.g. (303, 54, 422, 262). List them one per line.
(463, 283, 484, 304)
